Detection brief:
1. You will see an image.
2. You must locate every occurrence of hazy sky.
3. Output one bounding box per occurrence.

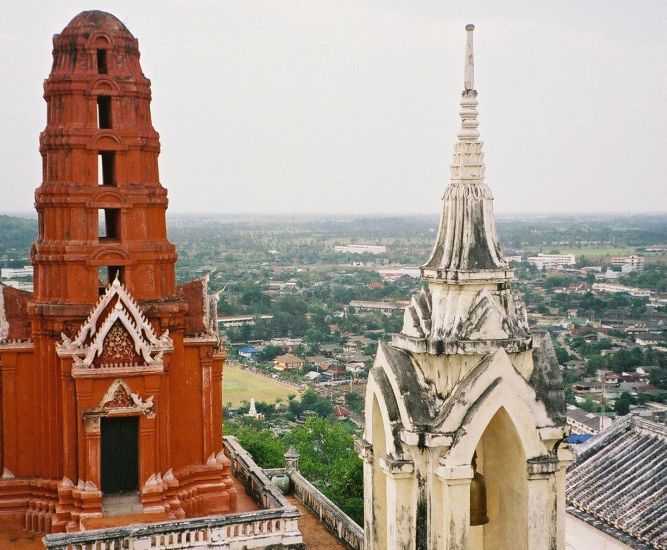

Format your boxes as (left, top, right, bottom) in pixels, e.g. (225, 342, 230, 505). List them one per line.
(1, 1, 665, 216)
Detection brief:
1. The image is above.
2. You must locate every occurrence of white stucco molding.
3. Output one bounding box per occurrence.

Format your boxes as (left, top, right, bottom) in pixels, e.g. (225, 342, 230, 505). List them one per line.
(379, 455, 415, 479)
(355, 438, 373, 464)
(435, 464, 474, 482)
(399, 430, 454, 448)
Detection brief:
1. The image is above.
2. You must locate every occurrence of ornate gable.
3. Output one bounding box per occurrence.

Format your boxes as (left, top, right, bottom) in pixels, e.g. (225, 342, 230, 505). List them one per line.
(57, 278, 173, 377)
(85, 379, 156, 417)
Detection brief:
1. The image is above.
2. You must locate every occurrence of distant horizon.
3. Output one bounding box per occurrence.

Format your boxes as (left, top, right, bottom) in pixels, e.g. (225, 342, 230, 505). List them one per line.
(2, 209, 666, 220)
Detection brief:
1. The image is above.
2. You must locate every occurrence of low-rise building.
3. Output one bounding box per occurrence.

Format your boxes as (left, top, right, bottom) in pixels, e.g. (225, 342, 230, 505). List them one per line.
(218, 314, 273, 328)
(334, 244, 386, 255)
(0, 265, 34, 279)
(238, 345, 259, 360)
(566, 404, 613, 435)
(377, 267, 420, 281)
(321, 362, 347, 381)
(526, 253, 576, 270)
(592, 283, 652, 298)
(610, 255, 645, 272)
(348, 300, 409, 313)
(273, 353, 305, 371)
(635, 332, 665, 346)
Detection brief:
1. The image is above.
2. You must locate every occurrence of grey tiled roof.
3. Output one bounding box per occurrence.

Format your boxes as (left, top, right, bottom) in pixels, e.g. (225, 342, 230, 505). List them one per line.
(567, 416, 667, 549)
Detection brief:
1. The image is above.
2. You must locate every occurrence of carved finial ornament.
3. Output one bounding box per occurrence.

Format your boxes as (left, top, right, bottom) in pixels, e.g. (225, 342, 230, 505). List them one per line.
(464, 24, 475, 92)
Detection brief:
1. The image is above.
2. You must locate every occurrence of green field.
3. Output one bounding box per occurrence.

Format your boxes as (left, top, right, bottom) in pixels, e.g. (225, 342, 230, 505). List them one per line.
(223, 365, 300, 406)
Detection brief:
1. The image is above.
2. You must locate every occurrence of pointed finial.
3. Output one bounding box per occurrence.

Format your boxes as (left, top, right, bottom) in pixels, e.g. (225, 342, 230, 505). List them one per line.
(464, 24, 475, 92)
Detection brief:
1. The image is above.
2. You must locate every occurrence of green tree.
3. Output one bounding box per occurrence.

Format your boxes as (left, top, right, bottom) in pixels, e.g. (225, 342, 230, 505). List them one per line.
(225, 423, 287, 468)
(614, 396, 631, 416)
(345, 391, 364, 413)
(256, 344, 284, 362)
(286, 417, 364, 525)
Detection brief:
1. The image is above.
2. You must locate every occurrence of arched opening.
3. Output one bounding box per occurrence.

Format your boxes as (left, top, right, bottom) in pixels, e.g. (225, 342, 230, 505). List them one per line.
(470, 407, 528, 550)
(369, 395, 387, 549)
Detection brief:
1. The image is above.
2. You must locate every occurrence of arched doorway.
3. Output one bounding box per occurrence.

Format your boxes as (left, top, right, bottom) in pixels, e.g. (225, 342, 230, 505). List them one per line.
(470, 407, 528, 550)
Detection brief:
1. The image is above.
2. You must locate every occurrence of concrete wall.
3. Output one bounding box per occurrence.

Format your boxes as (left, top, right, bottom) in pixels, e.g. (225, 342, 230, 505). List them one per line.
(566, 514, 633, 550)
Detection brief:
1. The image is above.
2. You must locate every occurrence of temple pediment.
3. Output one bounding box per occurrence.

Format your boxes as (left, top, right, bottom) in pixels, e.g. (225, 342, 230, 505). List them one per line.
(57, 277, 173, 377)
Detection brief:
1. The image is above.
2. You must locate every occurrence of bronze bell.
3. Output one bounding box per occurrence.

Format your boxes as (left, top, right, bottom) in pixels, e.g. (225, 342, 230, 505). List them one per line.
(470, 452, 489, 526)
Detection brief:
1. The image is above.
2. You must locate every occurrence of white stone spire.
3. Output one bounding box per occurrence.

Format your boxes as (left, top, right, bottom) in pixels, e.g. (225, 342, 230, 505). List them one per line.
(422, 24, 508, 278)
(395, 25, 530, 355)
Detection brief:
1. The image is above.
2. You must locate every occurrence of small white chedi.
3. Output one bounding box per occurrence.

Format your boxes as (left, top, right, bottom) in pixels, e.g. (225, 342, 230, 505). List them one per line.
(360, 25, 570, 550)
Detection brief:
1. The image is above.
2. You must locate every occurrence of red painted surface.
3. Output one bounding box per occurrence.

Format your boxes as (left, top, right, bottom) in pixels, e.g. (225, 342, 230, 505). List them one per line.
(0, 11, 236, 533)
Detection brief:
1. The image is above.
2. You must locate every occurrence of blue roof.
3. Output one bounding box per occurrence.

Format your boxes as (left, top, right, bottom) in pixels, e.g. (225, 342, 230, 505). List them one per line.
(239, 346, 258, 353)
(567, 434, 593, 444)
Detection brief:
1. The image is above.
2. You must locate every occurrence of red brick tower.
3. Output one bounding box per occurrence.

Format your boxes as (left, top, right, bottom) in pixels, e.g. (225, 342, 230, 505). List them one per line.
(0, 11, 236, 532)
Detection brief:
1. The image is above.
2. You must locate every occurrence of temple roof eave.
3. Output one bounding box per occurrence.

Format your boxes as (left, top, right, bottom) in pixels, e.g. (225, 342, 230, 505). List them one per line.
(391, 332, 533, 356)
(420, 268, 514, 284)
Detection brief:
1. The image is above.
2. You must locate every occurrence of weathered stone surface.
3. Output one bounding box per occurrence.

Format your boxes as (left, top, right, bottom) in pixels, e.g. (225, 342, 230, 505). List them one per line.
(567, 416, 667, 549)
(363, 25, 569, 550)
(530, 332, 566, 422)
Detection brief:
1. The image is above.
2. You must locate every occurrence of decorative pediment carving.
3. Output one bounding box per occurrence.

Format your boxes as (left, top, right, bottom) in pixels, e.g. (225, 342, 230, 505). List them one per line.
(401, 287, 432, 339)
(460, 288, 509, 340)
(396, 284, 532, 355)
(57, 277, 172, 377)
(93, 379, 155, 417)
(103, 383, 135, 408)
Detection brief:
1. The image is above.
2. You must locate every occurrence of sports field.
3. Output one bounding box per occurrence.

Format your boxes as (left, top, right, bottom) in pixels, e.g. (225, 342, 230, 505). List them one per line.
(223, 364, 299, 406)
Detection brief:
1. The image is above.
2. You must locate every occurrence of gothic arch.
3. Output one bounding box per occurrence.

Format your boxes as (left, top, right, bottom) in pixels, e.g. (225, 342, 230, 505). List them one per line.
(438, 348, 554, 467)
(468, 406, 529, 550)
(364, 368, 402, 457)
(367, 392, 388, 549)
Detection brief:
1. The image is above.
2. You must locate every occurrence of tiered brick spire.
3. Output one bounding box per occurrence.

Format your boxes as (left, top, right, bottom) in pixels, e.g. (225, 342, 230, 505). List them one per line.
(0, 12, 236, 533)
(34, 10, 176, 305)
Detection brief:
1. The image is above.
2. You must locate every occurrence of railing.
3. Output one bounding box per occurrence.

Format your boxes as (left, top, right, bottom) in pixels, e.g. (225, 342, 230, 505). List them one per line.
(43, 437, 304, 550)
(223, 436, 293, 510)
(43, 507, 302, 550)
(289, 470, 364, 550)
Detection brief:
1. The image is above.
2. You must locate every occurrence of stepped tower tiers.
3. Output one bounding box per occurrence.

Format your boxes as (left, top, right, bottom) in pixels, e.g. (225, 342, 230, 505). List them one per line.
(0, 11, 236, 533)
(360, 25, 571, 550)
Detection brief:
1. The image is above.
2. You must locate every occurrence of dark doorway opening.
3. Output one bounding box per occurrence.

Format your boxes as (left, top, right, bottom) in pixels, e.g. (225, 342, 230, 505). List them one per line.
(97, 49, 108, 74)
(97, 96, 112, 129)
(101, 416, 139, 494)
